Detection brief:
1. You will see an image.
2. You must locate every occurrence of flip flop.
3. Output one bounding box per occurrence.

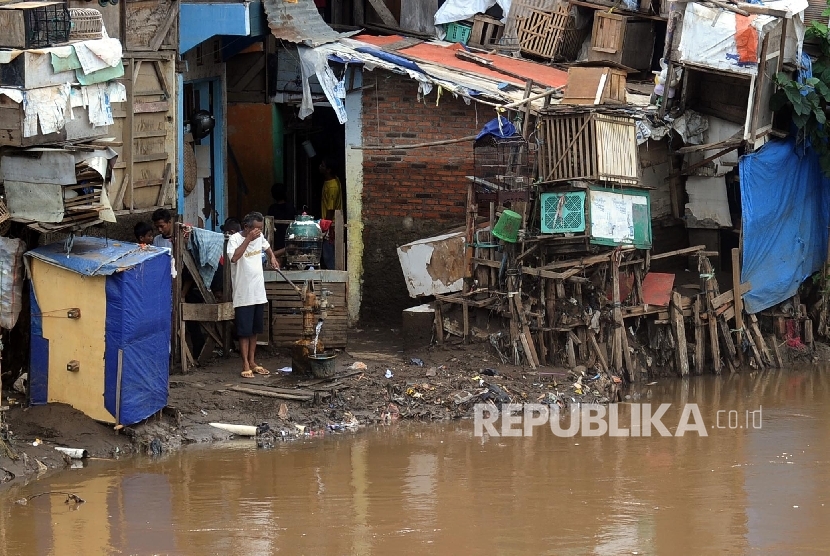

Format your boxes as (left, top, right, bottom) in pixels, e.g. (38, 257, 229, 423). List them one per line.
(252, 366, 270, 376)
(241, 369, 255, 378)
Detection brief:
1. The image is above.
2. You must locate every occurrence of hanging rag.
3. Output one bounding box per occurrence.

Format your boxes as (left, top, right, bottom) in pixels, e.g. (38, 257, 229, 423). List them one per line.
(188, 227, 225, 289)
(735, 15, 758, 64)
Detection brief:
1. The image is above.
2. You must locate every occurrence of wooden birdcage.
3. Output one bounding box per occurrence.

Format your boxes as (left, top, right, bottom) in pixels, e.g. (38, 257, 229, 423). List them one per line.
(68, 8, 103, 40)
(538, 111, 639, 185)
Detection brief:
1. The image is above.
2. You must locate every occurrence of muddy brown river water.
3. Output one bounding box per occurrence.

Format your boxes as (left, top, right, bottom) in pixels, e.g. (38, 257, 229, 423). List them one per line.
(2, 369, 830, 555)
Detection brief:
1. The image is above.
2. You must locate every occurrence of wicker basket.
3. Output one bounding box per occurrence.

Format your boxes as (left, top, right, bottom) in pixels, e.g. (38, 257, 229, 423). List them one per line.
(68, 8, 103, 41)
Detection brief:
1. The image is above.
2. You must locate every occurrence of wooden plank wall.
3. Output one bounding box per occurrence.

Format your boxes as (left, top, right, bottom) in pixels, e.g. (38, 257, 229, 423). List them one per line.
(110, 54, 177, 213)
(98, 0, 178, 215)
(266, 282, 349, 348)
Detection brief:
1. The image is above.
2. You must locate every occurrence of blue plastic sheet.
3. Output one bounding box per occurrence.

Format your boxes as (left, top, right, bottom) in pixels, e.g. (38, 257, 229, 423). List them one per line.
(104, 252, 171, 425)
(739, 139, 830, 313)
(475, 116, 517, 140)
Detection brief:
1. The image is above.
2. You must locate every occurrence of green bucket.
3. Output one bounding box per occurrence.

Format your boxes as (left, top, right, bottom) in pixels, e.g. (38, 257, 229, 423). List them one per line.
(492, 210, 521, 243)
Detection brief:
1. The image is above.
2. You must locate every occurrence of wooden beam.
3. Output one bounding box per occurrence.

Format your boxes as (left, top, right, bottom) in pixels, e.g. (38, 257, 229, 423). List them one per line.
(148, 0, 178, 51)
(334, 209, 345, 271)
(366, 0, 398, 26)
(230, 55, 266, 93)
(156, 163, 173, 206)
(182, 249, 216, 304)
(181, 302, 234, 322)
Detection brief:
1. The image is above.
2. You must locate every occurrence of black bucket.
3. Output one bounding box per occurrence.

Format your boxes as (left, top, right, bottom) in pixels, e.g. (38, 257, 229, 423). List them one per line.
(308, 353, 337, 379)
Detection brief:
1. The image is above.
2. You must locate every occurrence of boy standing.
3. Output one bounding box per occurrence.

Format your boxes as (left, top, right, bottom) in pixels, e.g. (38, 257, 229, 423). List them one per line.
(227, 212, 279, 378)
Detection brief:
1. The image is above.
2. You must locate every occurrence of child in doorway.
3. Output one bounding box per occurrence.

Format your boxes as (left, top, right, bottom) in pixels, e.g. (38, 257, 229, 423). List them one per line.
(227, 211, 279, 378)
(134, 221, 155, 245)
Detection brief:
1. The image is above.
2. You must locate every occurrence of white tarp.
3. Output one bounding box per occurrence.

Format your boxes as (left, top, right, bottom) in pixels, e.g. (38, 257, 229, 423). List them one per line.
(678, 4, 771, 75)
(298, 45, 348, 124)
(678, 1, 806, 75)
(434, 0, 511, 25)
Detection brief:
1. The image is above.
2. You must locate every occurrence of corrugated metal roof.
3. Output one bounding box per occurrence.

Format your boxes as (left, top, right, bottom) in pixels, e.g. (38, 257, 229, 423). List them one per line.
(262, 0, 341, 47)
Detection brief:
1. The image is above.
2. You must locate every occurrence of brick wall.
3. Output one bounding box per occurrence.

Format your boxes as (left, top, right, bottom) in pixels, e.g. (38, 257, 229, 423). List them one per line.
(360, 71, 481, 323)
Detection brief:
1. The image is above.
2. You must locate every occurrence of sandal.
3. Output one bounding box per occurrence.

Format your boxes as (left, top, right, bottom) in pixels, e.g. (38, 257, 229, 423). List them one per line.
(241, 369, 255, 378)
(252, 366, 270, 376)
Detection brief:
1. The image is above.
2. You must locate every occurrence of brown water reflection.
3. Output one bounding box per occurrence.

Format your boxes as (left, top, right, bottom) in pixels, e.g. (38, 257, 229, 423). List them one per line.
(2, 369, 830, 555)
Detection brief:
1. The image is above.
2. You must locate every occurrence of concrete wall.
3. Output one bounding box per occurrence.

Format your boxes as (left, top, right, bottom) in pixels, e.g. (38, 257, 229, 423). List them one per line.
(359, 71, 479, 322)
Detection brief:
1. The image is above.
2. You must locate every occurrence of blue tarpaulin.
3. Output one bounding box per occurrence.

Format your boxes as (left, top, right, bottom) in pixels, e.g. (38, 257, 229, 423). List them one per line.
(475, 116, 517, 141)
(739, 139, 830, 313)
(27, 237, 171, 425)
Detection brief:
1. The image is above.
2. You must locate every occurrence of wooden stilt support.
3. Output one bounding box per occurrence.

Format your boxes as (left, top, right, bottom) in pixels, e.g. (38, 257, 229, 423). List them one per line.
(731, 248, 745, 366)
(566, 334, 576, 368)
(671, 291, 689, 376)
(694, 297, 706, 374)
(434, 301, 444, 345)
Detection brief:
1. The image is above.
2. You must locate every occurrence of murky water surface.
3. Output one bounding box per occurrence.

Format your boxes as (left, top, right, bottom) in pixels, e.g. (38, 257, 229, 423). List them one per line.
(2, 370, 830, 555)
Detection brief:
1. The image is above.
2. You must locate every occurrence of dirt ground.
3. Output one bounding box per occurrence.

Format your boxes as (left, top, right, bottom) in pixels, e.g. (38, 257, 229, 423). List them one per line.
(1, 326, 826, 489)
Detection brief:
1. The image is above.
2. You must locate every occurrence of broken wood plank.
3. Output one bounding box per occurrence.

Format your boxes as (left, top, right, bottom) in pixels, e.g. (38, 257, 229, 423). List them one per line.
(711, 281, 752, 310)
(748, 315, 773, 367)
(230, 385, 313, 401)
(366, 0, 398, 26)
(588, 330, 608, 371)
(768, 334, 784, 368)
(520, 332, 538, 370)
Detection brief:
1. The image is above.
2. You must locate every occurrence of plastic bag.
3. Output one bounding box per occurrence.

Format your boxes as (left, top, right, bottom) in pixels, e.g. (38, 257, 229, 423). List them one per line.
(0, 237, 25, 330)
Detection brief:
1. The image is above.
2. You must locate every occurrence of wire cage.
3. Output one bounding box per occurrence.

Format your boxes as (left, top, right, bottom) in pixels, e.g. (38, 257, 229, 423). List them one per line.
(473, 133, 536, 204)
(23, 2, 71, 48)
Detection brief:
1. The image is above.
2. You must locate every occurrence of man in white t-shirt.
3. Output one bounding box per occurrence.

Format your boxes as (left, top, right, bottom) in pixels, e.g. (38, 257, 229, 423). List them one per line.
(227, 212, 279, 378)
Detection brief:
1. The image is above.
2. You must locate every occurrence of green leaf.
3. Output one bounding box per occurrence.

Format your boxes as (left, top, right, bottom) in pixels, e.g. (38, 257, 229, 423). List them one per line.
(822, 6, 830, 17)
(814, 21, 829, 36)
(807, 77, 821, 86)
(816, 109, 827, 125)
(793, 111, 810, 129)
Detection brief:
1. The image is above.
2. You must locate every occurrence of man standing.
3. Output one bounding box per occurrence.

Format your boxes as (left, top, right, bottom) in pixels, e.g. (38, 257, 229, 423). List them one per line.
(152, 208, 174, 249)
(319, 158, 342, 221)
(227, 212, 279, 378)
(319, 158, 342, 269)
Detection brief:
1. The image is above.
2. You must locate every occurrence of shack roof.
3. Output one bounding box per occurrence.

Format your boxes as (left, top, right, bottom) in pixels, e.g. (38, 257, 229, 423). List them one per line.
(26, 236, 169, 276)
(355, 34, 568, 90)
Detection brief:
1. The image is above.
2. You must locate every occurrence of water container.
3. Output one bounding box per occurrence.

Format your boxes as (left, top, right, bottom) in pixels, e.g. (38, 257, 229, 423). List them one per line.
(492, 210, 521, 243)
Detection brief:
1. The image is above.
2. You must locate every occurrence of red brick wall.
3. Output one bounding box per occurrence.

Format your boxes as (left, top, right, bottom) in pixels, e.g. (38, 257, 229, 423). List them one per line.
(362, 71, 479, 221)
(359, 71, 481, 322)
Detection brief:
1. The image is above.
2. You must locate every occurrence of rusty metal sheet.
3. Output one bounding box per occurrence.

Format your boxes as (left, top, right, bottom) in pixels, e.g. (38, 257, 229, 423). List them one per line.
(262, 0, 340, 46)
(642, 272, 675, 307)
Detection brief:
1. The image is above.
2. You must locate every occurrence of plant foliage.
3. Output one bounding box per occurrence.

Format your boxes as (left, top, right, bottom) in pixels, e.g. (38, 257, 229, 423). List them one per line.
(771, 6, 830, 175)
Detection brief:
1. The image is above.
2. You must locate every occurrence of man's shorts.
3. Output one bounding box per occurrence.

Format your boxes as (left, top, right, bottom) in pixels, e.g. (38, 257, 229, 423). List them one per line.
(235, 303, 265, 338)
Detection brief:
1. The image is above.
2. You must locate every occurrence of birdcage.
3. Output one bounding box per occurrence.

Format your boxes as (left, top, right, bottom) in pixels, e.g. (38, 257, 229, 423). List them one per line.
(472, 132, 536, 206)
(68, 8, 103, 40)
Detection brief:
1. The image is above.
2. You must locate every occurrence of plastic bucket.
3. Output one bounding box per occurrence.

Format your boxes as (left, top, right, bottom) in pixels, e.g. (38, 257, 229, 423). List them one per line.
(309, 353, 337, 379)
(492, 210, 521, 243)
